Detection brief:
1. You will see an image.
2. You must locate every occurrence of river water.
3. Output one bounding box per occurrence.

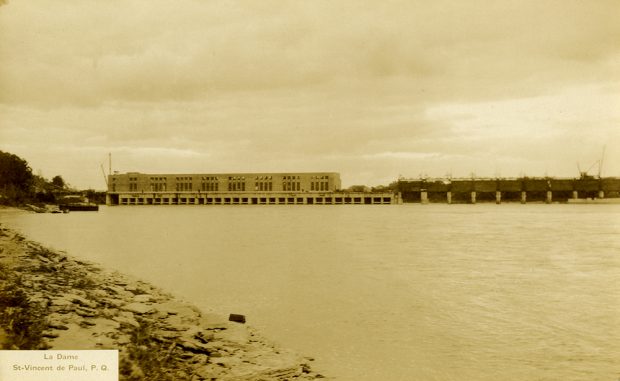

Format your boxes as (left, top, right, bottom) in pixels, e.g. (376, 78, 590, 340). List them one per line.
(1, 204, 619, 381)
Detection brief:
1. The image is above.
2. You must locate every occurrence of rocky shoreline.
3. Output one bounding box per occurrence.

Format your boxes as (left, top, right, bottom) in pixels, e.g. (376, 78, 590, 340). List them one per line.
(0, 222, 326, 380)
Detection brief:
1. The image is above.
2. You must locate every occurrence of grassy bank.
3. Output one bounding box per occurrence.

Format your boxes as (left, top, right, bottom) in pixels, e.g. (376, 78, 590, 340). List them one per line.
(0, 221, 325, 380)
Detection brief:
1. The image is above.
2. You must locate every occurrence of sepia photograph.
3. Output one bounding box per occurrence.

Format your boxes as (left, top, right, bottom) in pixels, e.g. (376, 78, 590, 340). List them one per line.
(0, 1, 619, 380)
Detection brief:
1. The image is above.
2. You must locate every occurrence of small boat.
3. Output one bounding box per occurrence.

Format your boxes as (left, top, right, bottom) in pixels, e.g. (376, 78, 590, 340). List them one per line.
(61, 203, 99, 212)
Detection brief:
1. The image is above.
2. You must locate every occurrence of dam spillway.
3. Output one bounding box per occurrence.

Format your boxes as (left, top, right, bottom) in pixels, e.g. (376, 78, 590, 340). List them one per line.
(397, 177, 620, 204)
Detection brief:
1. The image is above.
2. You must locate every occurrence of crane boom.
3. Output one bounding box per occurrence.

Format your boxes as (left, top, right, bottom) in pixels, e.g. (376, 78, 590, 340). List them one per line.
(100, 164, 108, 187)
(598, 146, 606, 178)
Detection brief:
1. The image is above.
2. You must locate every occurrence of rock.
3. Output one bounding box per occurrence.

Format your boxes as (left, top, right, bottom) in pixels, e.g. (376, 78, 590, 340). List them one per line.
(112, 311, 140, 328)
(69, 294, 98, 309)
(49, 297, 74, 313)
(214, 324, 249, 345)
(154, 329, 183, 340)
(80, 320, 97, 327)
(48, 321, 69, 330)
(102, 284, 129, 296)
(176, 337, 212, 354)
(193, 364, 225, 379)
(75, 306, 98, 317)
(37, 255, 52, 263)
(155, 301, 201, 318)
(199, 313, 229, 330)
(160, 314, 192, 331)
(133, 294, 154, 303)
(90, 289, 108, 299)
(102, 298, 124, 309)
(228, 314, 246, 324)
(122, 302, 155, 315)
(113, 315, 140, 328)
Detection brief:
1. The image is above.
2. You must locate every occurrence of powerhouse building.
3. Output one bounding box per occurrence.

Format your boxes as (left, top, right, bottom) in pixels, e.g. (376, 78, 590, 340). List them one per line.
(106, 172, 396, 205)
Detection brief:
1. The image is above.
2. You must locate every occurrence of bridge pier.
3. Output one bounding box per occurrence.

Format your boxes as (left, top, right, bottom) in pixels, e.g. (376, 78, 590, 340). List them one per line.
(447, 191, 452, 204)
(520, 191, 527, 204)
(421, 191, 428, 204)
(546, 191, 552, 204)
(471, 191, 476, 204)
(495, 191, 501, 204)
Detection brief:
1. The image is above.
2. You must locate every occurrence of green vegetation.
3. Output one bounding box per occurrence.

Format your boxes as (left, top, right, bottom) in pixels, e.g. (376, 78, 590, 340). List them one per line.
(120, 320, 194, 381)
(0, 150, 105, 206)
(0, 151, 34, 205)
(0, 267, 48, 349)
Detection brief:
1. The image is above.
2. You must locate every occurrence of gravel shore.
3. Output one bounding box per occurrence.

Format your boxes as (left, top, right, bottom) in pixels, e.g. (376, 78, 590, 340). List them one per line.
(0, 221, 326, 380)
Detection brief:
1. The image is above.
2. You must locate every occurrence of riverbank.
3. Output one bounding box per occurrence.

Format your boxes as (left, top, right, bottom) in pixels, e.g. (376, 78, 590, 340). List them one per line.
(0, 220, 326, 380)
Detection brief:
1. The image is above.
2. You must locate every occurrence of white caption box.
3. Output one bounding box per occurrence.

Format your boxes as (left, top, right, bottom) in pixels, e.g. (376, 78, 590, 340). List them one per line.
(0, 350, 118, 381)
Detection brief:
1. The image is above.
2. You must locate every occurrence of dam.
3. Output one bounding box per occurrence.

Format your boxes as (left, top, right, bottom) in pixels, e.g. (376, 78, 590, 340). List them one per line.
(105, 171, 396, 205)
(397, 176, 620, 204)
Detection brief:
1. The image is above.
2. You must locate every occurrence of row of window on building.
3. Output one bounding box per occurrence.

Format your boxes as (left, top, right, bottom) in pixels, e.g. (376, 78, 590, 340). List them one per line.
(256, 182, 273, 191)
(176, 182, 192, 191)
(282, 182, 301, 191)
(311, 182, 330, 191)
(228, 182, 246, 191)
(127, 181, 329, 192)
(202, 183, 219, 191)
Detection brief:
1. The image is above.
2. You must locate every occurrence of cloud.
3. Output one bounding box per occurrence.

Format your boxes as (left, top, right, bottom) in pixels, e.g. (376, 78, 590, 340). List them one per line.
(0, 1, 619, 188)
(1, 0, 618, 106)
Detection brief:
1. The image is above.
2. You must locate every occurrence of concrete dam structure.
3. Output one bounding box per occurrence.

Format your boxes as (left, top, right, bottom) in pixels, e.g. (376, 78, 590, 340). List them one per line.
(106, 171, 396, 205)
(397, 176, 620, 204)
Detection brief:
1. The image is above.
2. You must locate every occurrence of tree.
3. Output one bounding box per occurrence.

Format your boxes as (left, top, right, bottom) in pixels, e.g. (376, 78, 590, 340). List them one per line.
(51, 175, 65, 189)
(0, 151, 34, 203)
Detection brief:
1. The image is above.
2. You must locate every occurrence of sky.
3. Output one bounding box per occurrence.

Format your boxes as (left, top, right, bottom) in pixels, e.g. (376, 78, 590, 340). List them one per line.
(0, 0, 618, 190)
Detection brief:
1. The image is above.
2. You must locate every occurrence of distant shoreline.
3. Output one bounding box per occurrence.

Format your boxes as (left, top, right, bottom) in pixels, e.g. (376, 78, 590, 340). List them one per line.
(0, 211, 325, 380)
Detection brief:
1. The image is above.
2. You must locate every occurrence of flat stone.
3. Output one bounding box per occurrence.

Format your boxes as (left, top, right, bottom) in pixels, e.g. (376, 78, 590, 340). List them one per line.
(102, 298, 124, 308)
(48, 321, 69, 330)
(133, 294, 154, 303)
(103, 284, 129, 296)
(200, 313, 229, 330)
(154, 329, 183, 340)
(112, 315, 140, 328)
(90, 289, 108, 298)
(80, 320, 97, 327)
(155, 301, 201, 317)
(75, 306, 98, 317)
(214, 324, 249, 345)
(50, 296, 73, 307)
(122, 302, 155, 315)
(69, 294, 98, 309)
(160, 315, 192, 331)
(176, 337, 212, 354)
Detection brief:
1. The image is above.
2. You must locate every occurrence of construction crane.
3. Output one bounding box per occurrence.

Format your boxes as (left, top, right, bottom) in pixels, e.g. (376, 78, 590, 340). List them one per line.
(100, 153, 111, 187)
(100, 164, 108, 187)
(598, 146, 606, 178)
(577, 146, 606, 179)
